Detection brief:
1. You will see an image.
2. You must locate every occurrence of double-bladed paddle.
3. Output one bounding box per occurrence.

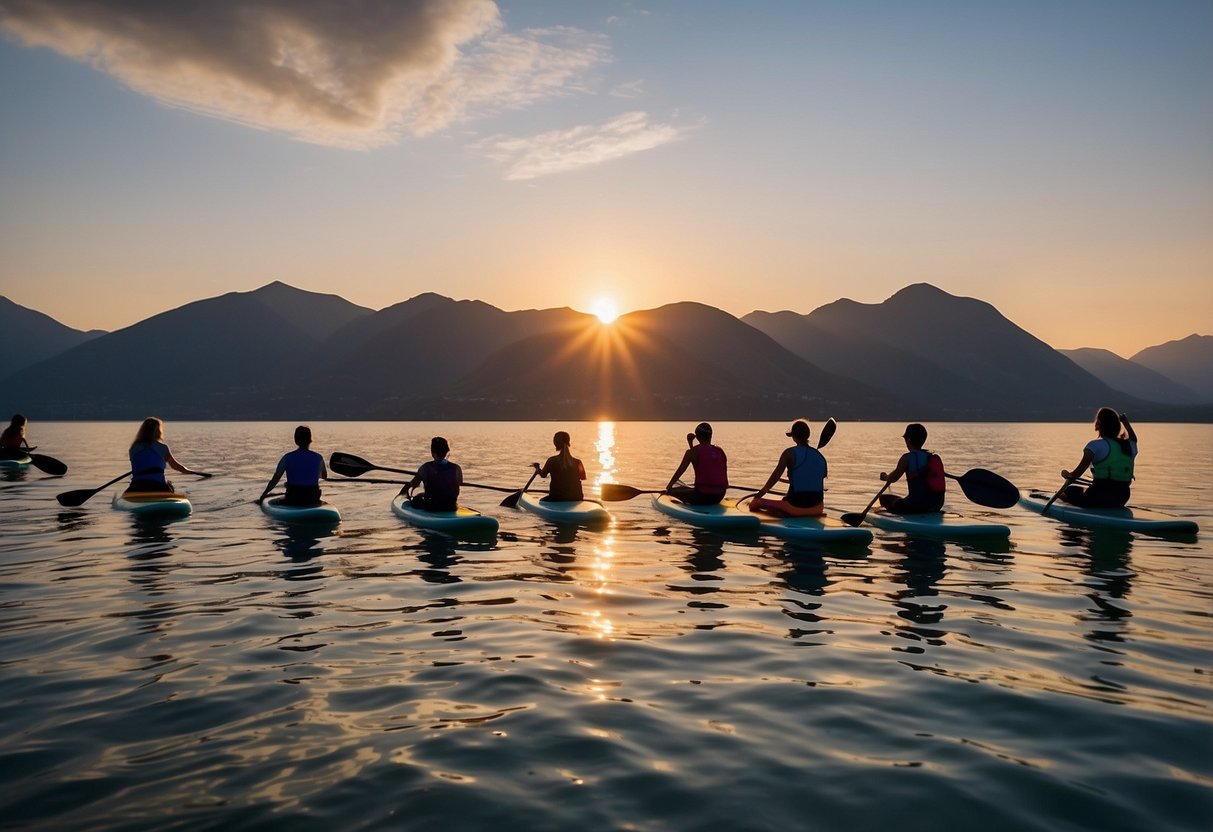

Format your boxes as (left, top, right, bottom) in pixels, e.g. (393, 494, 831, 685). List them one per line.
(501, 469, 541, 508)
(1041, 477, 1076, 513)
(841, 468, 1020, 527)
(329, 452, 517, 494)
(29, 454, 68, 476)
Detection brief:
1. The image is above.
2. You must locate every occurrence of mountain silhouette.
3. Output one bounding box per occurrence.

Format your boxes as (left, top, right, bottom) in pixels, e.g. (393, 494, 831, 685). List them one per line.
(1059, 347, 1204, 405)
(0, 283, 372, 418)
(1130, 335, 1213, 402)
(0, 296, 104, 377)
(745, 283, 1136, 419)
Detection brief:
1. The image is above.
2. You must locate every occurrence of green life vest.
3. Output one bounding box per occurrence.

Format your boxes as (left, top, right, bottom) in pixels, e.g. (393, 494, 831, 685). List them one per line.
(1092, 438, 1134, 482)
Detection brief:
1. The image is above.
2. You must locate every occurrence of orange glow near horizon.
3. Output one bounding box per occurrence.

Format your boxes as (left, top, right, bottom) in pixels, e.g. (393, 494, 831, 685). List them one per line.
(590, 297, 620, 324)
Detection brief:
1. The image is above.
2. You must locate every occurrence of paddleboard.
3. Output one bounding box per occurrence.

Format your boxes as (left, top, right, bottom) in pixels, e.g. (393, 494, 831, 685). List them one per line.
(652, 494, 761, 531)
(0, 454, 31, 471)
(518, 493, 610, 525)
(1020, 492, 1199, 535)
(863, 508, 1010, 538)
(757, 512, 873, 545)
(391, 495, 498, 536)
(112, 491, 193, 517)
(261, 497, 341, 524)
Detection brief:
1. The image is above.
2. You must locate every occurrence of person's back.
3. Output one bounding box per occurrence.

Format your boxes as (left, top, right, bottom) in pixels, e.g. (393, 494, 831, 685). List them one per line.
(130, 440, 171, 491)
(692, 443, 728, 496)
(282, 447, 324, 505)
(879, 424, 945, 515)
(543, 453, 585, 501)
(418, 459, 461, 511)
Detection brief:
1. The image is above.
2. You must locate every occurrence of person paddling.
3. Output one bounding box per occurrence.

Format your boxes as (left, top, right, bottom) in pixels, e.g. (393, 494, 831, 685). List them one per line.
(400, 436, 462, 512)
(877, 423, 945, 514)
(749, 420, 826, 517)
(0, 414, 32, 460)
(532, 431, 586, 502)
(257, 425, 328, 506)
(665, 422, 728, 505)
(127, 417, 211, 492)
(1058, 408, 1137, 508)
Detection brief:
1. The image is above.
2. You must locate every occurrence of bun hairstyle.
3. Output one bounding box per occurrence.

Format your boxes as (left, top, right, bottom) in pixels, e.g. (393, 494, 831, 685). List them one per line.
(694, 422, 713, 440)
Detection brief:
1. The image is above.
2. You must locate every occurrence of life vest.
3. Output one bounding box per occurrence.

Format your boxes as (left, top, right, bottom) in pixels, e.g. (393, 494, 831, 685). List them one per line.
(907, 450, 946, 496)
(1092, 438, 1134, 482)
(283, 448, 323, 487)
(422, 460, 461, 503)
(787, 446, 826, 493)
(693, 444, 728, 494)
(130, 442, 168, 485)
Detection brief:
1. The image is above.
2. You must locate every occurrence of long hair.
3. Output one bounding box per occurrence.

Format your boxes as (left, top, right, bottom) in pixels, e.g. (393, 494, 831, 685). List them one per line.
(1094, 407, 1131, 453)
(131, 417, 163, 451)
(553, 431, 575, 468)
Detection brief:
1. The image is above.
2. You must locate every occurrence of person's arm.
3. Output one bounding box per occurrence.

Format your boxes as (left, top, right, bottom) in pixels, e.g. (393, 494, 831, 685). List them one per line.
(258, 458, 287, 503)
(577, 459, 586, 480)
(532, 457, 553, 479)
(1061, 448, 1095, 481)
(880, 453, 910, 483)
(1120, 413, 1137, 445)
(319, 456, 328, 481)
(756, 449, 792, 498)
(666, 448, 694, 490)
(165, 449, 212, 478)
(455, 463, 463, 486)
(399, 465, 424, 497)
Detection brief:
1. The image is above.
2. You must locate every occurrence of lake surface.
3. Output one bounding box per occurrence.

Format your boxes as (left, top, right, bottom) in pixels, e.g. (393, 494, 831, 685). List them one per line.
(1, 421, 1210, 831)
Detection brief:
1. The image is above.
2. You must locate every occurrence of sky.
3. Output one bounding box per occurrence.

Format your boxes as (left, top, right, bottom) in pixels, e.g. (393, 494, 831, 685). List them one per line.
(0, 0, 1210, 357)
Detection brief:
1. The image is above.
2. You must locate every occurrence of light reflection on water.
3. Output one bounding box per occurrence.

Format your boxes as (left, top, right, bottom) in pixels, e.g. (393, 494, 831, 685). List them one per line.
(0, 421, 1210, 830)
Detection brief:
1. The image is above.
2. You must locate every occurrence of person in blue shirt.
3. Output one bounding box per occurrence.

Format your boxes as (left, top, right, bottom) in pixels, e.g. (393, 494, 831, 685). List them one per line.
(258, 425, 328, 506)
(128, 417, 211, 492)
(749, 420, 826, 516)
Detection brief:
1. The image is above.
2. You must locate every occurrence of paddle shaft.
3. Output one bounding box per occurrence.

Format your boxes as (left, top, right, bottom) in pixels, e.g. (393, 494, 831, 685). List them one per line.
(330, 453, 518, 494)
(842, 481, 892, 527)
(501, 469, 542, 507)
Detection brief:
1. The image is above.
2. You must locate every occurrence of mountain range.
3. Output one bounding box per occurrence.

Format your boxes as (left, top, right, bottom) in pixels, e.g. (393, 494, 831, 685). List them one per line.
(1, 282, 1209, 421)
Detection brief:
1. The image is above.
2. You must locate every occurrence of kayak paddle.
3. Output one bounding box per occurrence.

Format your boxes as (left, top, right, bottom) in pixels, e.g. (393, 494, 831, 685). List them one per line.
(56, 470, 135, 507)
(501, 468, 541, 508)
(817, 418, 837, 450)
(1041, 477, 1077, 513)
(947, 468, 1020, 508)
(329, 451, 517, 494)
(841, 481, 892, 527)
(30, 453, 68, 476)
(600, 483, 665, 501)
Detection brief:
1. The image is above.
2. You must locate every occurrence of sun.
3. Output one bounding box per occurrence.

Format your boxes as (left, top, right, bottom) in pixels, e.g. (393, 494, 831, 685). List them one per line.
(590, 297, 620, 324)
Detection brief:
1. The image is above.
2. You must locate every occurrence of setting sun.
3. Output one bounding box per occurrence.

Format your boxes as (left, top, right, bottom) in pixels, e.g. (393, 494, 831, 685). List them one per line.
(591, 297, 620, 324)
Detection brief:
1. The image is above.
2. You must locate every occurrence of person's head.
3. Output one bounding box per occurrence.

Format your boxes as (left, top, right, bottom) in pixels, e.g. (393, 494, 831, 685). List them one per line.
(135, 417, 164, 445)
(786, 419, 811, 443)
(902, 423, 927, 449)
(294, 425, 312, 448)
(431, 436, 450, 460)
(694, 422, 713, 443)
(8, 414, 26, 430)
(1094, 407, 1121, 438)
(553, 430, 571, 450)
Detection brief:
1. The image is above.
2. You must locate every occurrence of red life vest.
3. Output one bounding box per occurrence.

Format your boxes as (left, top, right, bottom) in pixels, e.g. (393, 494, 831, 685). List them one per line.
(907, 450, 946, 495)
(693, 444, 728, 494)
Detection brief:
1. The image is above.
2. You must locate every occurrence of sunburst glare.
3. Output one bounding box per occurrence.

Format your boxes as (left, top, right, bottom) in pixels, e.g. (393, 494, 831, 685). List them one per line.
(590, 297, 619, 324)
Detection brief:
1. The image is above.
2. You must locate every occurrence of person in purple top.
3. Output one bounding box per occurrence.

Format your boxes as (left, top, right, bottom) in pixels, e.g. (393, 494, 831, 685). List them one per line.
(400, 436, 462, 512)
(258, 425, 328, 506)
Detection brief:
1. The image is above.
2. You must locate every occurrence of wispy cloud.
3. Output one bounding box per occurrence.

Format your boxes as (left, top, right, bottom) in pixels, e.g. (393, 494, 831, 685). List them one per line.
(0, 0, 607, 148)
(476, 111, 685, 180)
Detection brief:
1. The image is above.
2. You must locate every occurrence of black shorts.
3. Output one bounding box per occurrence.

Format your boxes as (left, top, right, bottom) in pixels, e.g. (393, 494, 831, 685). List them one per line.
(129, 479, 173, 493)
(667, 485, 725, 506)
(411, 494, 457, 512)
(1063, 480, 1129, 509)
(880, 491, 944, 515)
(284, 485, 322, 506)
(785, 490, 823, 508)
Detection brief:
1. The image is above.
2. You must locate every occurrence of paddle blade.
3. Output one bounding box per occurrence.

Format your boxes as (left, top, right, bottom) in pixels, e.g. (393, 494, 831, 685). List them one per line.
(817, 418, 837, 450)
(955, 468, 1020, 508)
(600, 483, 650, 502)
(30, 454, 68, 476)
(840, 512, 864, 527)
(329, 452, 374, 478)
(500, 490, 524, 508)
(56, 488, 98, 507)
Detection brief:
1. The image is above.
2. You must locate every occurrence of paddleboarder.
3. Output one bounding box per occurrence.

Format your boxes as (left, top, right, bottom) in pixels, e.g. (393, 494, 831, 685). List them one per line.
(531, 430, 586, 502)
(665, 422, 728, 505)
(400, 436, 462, 512)
(257, 425, 328, 506)
(127, 417, 212, 493)
(0, 414, 32, 459)
(1058, 408, 1137, 508)
(878, 423, 946, 514)
(749, 419, 827, 517)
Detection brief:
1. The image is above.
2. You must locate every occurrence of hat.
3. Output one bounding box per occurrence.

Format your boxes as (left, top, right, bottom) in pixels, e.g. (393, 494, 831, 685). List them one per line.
(694, 422, 713, 438)
(786, 420, 811, 439)
(902, 423, 927, 445)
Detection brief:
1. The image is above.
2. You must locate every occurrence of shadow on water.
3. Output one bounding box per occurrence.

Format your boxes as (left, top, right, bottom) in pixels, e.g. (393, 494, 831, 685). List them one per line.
(1057, 526, 1137, 646)
(402, 531, 495, 584)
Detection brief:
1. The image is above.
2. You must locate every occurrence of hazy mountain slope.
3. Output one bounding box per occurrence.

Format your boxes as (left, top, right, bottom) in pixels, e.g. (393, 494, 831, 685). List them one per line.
(1059, 347, 1203, 405)
(1131, 335, 1213, 401)
(0, 296, 104, 378)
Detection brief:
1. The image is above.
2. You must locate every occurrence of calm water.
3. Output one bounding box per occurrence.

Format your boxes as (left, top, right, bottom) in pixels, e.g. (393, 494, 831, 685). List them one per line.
(1, 421, 1210, 831)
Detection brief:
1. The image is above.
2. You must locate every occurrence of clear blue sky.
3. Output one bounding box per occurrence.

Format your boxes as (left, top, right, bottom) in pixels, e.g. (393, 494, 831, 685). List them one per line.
(1, 0, 1210, 355)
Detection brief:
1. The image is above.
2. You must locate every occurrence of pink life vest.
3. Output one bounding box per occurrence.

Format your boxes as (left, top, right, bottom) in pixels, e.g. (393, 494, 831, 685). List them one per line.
(693, 444, 728, 494)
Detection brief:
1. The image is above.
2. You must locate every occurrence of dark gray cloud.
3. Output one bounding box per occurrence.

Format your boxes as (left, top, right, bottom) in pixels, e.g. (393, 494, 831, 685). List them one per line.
(0, 0, 606, 147)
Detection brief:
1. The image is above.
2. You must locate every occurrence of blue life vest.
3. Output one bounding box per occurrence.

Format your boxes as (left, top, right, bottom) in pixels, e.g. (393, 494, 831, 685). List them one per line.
(787, 446, 826, 493)
(283, 448, 323, 487)
(130, 442, 168, 485)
